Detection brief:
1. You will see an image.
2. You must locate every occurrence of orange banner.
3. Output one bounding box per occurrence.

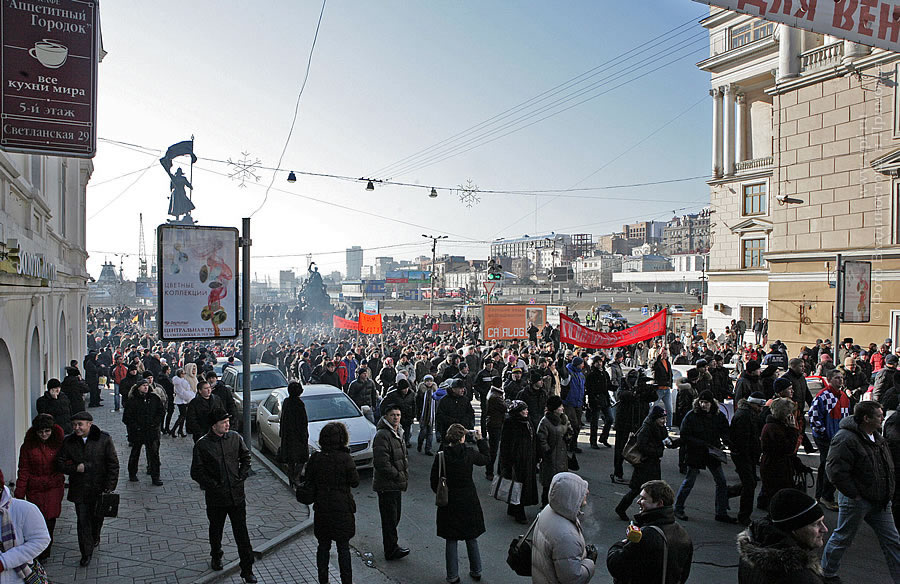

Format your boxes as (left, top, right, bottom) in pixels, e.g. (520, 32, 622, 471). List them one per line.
(483, 304, 546, 340)
(358, 312, 383, 335)
(332, 314, 359, 331)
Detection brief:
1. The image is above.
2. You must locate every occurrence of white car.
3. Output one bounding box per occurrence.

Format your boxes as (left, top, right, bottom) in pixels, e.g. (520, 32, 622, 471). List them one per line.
(255, 384, 377, 469)
(670, 304, 686, 313)
(221, 364, 288, 428)
(214, 356, 242, 377)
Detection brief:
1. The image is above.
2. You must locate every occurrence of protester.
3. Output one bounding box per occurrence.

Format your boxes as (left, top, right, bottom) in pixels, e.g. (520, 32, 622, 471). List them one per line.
(123, 378, 165, 485)
(60, 366, 88, 417)
(14, 414, 64, 561)
(562, 356, 586, 453)
(537, 395, 572, 507)
(416, 374, 438, 455)
(381, 379, 417, 449)
(652, 347, 673, 426)
(435, 378, 475, 446)
(430, 424, 489, 584)
(372, 403, 410, 561)
(759, 397, 801, 511)
(348, 367, 377, 423)
(730, 392, 766, 525)
(186, 380, 224, 443)
(499, 400, 539, 524)
(279, 381, 309, 487)
(190, 409, 257, 583)
(585, 355, 613, 449)
(808, 369, 850, 511)
(614, 406, 669, 521)
(35, 379, 72, 435)
(0, 466, 51, 581)
(531, 472, 596, 584)
(483, 380, 506, 480)
(305, 421, 359, 584)
(55, 411, 119, 566)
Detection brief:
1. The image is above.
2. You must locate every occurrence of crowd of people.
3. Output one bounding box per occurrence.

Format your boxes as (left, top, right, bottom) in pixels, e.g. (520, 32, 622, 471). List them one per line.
(4, 304, 900, 583)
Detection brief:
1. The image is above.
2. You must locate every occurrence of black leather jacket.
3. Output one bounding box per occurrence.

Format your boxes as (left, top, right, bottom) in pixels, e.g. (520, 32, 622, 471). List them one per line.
(190, 430, 251, 507)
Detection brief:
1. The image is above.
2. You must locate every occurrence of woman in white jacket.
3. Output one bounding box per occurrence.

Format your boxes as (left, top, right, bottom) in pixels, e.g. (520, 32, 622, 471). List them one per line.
(169, 368, 195, 437)
(531, 472, 596, 584)
(0, 468, 51, 584)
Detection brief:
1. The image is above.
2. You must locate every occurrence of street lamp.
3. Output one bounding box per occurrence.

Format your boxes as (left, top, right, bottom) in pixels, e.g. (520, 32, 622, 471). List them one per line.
(423, 234, 448, 316)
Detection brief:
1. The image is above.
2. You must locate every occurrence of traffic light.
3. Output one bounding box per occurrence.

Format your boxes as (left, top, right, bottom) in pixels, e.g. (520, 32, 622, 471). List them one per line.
(487, 259, 503, 280)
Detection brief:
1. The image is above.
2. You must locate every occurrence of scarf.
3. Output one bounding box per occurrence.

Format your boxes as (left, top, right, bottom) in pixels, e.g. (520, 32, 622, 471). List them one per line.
(0, 487, 37, 579)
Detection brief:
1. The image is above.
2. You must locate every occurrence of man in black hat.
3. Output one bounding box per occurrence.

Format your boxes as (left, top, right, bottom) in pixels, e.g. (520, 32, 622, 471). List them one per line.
(191, 409, 256, 583)
(734, 360, 762, 403)
(737, 488, 828, 582)
(55, 411, 119, 566)
(837, 338, 854, 366)
(123, 378, 165, 485)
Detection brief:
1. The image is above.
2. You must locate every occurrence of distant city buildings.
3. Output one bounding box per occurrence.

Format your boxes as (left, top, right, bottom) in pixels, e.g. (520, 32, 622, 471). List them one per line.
(345, 246, 363, 279)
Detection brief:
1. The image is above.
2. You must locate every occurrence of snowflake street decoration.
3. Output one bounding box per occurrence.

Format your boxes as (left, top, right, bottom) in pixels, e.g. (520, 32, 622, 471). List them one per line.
(457, 178, 480, 208)
(226, 151, 262, 188)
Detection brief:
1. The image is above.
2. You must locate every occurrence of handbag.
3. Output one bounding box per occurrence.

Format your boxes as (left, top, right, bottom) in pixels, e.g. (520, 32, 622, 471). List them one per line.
(506, 511, 540, 576)
(568, 450, 580, 472)
(295, 465, 316, 505)
(96, 492, 120, 518)
(707, 446, 728, 465)
(435, 451, 449, 507)
(490, 475, 523, 506)
(21, 560, 49, 584)
(623, 432, 644, 465)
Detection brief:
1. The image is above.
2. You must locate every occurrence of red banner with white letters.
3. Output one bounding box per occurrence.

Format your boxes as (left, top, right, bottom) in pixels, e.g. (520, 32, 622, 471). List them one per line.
(332, 315, 359, 331)
(559, 309, 667, 348)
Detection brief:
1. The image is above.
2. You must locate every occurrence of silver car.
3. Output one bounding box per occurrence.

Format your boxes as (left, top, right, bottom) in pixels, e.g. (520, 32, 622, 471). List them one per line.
(221, 364, 288, 428)
(214, 357, 242, 377)
(255, 384, 377, 469)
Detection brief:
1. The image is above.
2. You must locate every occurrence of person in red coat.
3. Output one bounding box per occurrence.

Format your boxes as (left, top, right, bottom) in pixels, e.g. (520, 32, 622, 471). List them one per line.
(14, 413, 65, 560)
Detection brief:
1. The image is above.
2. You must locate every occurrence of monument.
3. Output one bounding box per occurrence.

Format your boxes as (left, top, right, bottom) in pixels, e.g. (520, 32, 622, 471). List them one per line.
(160, 139, 197, 225)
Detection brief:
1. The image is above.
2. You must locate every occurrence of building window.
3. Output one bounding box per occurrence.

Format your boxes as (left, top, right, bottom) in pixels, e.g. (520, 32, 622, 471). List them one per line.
(742, 238, 765, 269)
(743, 183, 767, 216)
(59, 162, 67, 237)
(730, 20, 774, 49)
(30, 155, 42, 190)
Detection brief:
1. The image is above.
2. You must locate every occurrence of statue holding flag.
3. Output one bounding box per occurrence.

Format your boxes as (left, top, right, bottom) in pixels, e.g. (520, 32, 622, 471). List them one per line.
(160, 139, 197, 224)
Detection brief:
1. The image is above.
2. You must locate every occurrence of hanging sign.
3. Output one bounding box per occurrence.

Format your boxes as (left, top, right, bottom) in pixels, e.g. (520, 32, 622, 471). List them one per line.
(1, 0, 99, 157)
(559, 309, 667, 349)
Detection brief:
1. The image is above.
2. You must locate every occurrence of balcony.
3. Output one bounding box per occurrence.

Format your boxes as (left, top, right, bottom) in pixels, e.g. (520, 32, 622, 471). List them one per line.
(735, 156, 773, 172)
(801, 42, 843, 74)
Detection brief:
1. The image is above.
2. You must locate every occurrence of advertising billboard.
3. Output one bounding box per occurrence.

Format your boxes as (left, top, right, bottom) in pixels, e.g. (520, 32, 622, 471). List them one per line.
(157, 225, 239, 340)
(546, 305, 567, 326)
(1, 0, 99, 157)
(842, 260, 871, 323)
(483, 304, 546, 340)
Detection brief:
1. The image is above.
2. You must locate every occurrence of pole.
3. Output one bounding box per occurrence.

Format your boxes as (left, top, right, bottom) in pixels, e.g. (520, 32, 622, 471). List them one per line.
(241, 217, 252, 449)
(430, 238, 437, 316)
(833, 253, 842, 353)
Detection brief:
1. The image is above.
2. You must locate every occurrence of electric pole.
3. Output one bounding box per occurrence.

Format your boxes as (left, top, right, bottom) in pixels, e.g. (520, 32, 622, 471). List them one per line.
(423, 234, 447, 316)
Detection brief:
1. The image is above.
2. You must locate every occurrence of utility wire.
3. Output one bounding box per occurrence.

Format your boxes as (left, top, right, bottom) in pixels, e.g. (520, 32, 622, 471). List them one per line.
(87, 161, 158, 220)
(250, 0, 327, 218)
(368, 14, 706, 178)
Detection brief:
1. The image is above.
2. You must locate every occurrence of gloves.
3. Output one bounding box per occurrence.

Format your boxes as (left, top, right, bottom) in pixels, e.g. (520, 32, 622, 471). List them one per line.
(585, 544, 598, 563)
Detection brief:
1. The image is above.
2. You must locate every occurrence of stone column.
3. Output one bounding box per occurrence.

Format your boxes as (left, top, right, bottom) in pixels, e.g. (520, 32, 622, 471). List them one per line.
(777, 25, 801, 81)
(711, 87, 723, 178)
(735, 92, 747, 164)
(723, 85, 735, 176)
(843, 40, 871, 63)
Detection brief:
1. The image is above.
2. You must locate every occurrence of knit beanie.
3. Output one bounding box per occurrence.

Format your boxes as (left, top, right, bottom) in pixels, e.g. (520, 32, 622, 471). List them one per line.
(649, 405, 667, 420)
(769, 488, 823, 533)
(397, 378, 410, 390)
(698, 390, 715, 402)
(773, 377, 793, 395)
(546, 395, 563, 412)
(509, 400, 528, 415)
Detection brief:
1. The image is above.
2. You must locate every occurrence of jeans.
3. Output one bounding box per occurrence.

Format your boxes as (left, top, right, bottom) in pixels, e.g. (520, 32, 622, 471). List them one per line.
(814, 436, 835, 501)
(317, 537, 352, 584)
(675, 464, 729, 517)
(445, 538, 482, 582)
(128, 439, 160, 479)
(657, 388, 673, 426)
(417, 424, 433, 453)
(113, 383, 121, 411)
(207, 504, 254, 573)
(822, 492, 900, 582)
(172, 404, 187, 435)
(589, 404, 613, 446)
(378, 491, 403, 557)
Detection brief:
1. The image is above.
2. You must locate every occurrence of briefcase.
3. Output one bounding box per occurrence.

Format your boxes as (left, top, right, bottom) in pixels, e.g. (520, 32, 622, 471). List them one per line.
(97, 492, 120, 518)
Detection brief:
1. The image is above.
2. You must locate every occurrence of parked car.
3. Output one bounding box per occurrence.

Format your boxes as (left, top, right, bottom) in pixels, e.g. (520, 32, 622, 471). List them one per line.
(255, 384, 377, 469)
(222, 364, 288, 428)
(214, 357, 242, 377)
(598, 304, 613, 312)
(670, 304, 686, 313)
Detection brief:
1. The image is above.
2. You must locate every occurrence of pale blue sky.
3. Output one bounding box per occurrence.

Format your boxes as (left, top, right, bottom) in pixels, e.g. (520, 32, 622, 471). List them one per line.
(88, 0, 712, 279)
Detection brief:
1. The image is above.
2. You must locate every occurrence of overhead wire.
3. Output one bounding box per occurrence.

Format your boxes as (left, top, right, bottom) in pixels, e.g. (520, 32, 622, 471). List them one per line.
(87, 161, 158, 220)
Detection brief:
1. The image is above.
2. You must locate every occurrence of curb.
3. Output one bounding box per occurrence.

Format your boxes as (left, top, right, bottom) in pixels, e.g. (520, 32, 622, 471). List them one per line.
(194, 446, 311, 584)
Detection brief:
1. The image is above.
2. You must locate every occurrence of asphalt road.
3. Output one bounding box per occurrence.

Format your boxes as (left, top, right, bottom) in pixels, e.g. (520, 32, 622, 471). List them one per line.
(262, 408, 890, 583)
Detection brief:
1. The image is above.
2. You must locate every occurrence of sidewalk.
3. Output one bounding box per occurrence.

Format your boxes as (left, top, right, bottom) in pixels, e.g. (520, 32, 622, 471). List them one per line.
(40, 385, 309, 584)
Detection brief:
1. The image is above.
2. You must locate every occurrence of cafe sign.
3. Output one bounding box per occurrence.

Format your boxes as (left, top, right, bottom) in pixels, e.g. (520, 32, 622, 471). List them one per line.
(1, 0, 99, 157)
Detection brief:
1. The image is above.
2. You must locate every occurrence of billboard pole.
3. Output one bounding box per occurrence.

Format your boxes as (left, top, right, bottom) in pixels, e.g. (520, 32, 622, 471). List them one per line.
(833, 253, 842, 354)
(241, 218, 252, 448)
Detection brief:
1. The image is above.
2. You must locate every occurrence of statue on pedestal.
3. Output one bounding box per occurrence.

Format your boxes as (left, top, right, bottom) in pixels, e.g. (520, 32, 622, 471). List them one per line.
(160, 139, 197, 225)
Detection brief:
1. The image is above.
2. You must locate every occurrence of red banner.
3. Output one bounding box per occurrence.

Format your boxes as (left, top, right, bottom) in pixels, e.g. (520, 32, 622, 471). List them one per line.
(358, 312, 383, 335)
(559, 309, 667, 348)
(333, 315, 359, 331)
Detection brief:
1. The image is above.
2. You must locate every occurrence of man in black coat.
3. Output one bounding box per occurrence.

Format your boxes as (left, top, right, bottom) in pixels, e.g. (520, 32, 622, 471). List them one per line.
(608, 479, 693, 584)
(61, 366, 88, 416)
(516, 374, 548, 431)
(186, 381, 224, 443)
(435, 379, 475, 444)
(83, 351, 101, 407)
(316, 360, 342, 389)
(612, 374, 657, 483)
(585, 355, 613, 449)
(502, 368, 526, 401)
(36, 378, 72, 434)
(206, 370, 237, 419)
(55, 411, 119, 566)
(381, 379, 417, 448)
(191, 409, 256, 582)
(157, 365, 176, 434)
(730, 392, 766, 526)
(123, 378, 165, 485)
(279, 381, 309, 486)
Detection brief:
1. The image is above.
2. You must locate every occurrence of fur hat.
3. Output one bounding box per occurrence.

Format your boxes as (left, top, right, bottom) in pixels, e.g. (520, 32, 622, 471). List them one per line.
(509, 400, 528, 415)
(769, 488, 823, 532)
(773, 377, 793, 395)
(546, 395, 563, 412)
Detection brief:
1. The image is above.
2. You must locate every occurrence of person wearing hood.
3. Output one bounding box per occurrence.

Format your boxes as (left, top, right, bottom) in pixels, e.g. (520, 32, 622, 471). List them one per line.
(372, 403, 410, 561)
(483, 378, 506, 481)
(734, 360, 763, 403)
(822, 400, 900, 582)
(382, 379, 417, 449)
(416, 374, 438, 455)
(737, 488, 828, 583)
(672, 390, 734, 523)
(531, 472, 596, 584)
(562, 356, 586, 453)
(0, 466, 51, 583)
(808, 369, 850, 511)
(499, 400, 539, 524)
(731, 392, 767, 525)
(14, 414, 64, 561)
(537, 395, 572, 507)
(608, 479, 693, 584)
(614, 406, 670, 521)
(430, 423, 490, 584)
(36, 379, 72, 435)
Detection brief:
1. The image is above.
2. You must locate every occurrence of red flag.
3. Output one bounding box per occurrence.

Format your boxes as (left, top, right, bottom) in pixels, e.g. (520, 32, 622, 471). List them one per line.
(559, 309, 667, 349)
(332, 314, 359, 331)
(358, 312, 383, 335)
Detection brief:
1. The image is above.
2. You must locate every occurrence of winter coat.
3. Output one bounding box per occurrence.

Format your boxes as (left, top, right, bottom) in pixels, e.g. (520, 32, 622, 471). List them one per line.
(347, 378, 377, 410)
(60, 374, 87, 415)
(826, 415, 895, 507)
(782, 369, 813, 407)
(562, 363, 586, 408)
(537, 412, 571, 489)
(518, 386, 549, 430)
(499, 414, 538, 506)
(676, 398, 729, 469)
(211, 380, 236, 418)
(884, 412, 900, 505)
(730, 400, 763, 462)
(629, 413, 667, 490)
(123, 389, 165, 445)
(585, 366, 611, 409)
(734, 372, 763, 403)
(0, 486, 51, 584)
(652, 356, 673, 388)
(673, 381, 696, 428)
(614, 384, 657, 432)
(372, 417, 408, 492)
(760, 412, 800, 499)
(377, 366, 397, 392)
(430, 439, 489, 541)
(484, 389, 507, 431)
(607, 505, 693, 584)
(381, 388, 417, 429)
(417, 381, 438, 427)
(503, 377, 526, 401)
(14, 426, 65, 520)
(435, 392, 475, 440)
(35, 392, 72, 435)
(531, 472, 594, 584)
(279, 395, 309, 464)
(808, 384, 850, 442)
(737, 518, 824, 584)
(173, 375, 194, 405)
(306, 448, 359, 542)
(55, 424, 119, 503)
(874, 367, 896, 404)
(185, 394, 224, 439)
(190, 430, 252, 507)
